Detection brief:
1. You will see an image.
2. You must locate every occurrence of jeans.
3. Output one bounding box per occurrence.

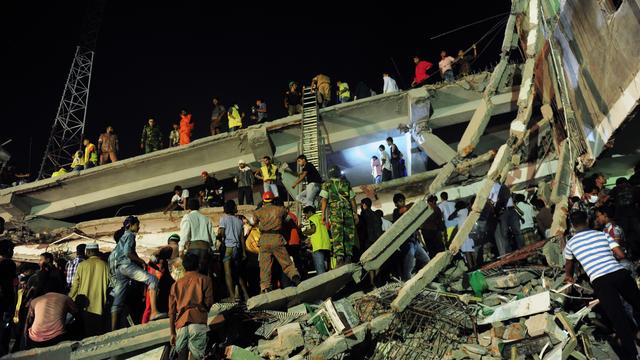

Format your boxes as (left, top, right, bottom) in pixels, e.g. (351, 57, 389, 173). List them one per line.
(111, 264, 159, 314)
(443, 69, 455, 83)
(175, 323, 208, 360)
(296, 182, 320, 207)
(312, 250, 329, 275)
(374, 175, 382, 184)
(263, 182, 279, 198)
(400, 239, 416, 281)
(238, 186, 253, 205)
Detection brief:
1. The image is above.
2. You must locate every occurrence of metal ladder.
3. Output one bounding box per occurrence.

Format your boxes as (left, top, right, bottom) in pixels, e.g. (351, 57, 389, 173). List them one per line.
(301, 86, 322, 172)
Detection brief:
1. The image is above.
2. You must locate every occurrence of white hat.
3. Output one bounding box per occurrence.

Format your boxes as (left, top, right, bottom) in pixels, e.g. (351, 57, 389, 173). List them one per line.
(238, 159, 246, 165)
(86, 243, 99, 250)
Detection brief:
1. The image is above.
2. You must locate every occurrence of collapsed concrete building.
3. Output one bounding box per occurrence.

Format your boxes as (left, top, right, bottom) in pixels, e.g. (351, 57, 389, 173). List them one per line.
(3, 0, 640, 358)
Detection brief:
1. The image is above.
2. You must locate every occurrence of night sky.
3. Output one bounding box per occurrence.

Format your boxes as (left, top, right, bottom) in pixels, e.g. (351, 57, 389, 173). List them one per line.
(2, 1, 510, 175)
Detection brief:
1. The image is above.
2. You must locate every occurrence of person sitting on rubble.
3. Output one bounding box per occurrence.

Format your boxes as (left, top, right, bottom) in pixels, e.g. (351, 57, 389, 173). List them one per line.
(71, 150, 84, 172)
(169, 253, 213, 360)
(164, 185, 190, 215)
(564, 211, 640, 360)
(109, 216, 166, 331)
(252, 191, 301, 293)
(25, 270, 78, 349)
(201, 171, 223, 207)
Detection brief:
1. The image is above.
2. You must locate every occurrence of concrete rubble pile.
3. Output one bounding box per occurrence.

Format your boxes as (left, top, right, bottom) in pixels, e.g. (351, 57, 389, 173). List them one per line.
(220, 238, 621, 360)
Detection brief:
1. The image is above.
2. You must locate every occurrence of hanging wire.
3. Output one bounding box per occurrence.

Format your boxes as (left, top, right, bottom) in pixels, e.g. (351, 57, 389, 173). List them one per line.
(429, 12, 511, 40)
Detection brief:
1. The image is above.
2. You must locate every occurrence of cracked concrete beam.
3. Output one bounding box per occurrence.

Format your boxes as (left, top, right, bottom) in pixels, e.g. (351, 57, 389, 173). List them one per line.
(247, 127, 274, 163)
(457, 97, 495, 156)
(390, 251, 453, 312)
(412, 131, 457, 165)
(247, 263, 363, 311)
(360, 200, 433, 272)
(309, 313, 394, 360)
(428, 162, 456, 195)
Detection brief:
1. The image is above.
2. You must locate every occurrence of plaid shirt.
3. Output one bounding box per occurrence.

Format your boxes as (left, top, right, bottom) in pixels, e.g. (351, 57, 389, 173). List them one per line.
(65, 257, 84, 287)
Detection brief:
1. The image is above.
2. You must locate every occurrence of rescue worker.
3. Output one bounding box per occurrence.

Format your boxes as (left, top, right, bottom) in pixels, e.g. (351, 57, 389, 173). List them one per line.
(284, 81, 302, 115)
(253, 191, 301, 292)
(311, 74, 331, 108)
(140, 118, 163, 153)
(179, 110, 194, 145)
(82, 138, 98, 169)
(201, 171, 223, 207)
(227, 104, 242, 132)
(336, 80, 350, 103)
(255, 156, 279, 198)
(168, 123, 180, 147)
(71, 150, 84, 172)
(320, 165, 358, 267)
(98, 126, 119, 164)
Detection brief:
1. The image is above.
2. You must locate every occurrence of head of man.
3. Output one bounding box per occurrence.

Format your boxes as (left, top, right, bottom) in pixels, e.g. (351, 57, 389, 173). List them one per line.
(173, 185, 183, 196)
(393, 193, 406, 209)
(440, 192, 449, 201)
(238, 159, 247, 169)
(182, 253, 199, 272)
(256, 99, 262, 105)
(0, 239, 14, 259)
(148, 118, 156, 127)
(570, 211, 589, 232)
(303, 206, 316, 219)
(595, 207, 615, 227)
(224, 200, 237, 215)
(593, 173, 606, 188)
(289, 81, 297, 91)
(457, 49, 465, 57)
(172, 123, 179, 130)
(296, 155, 307, 167)
(212, 97, 220, 106)
(413, 56, 420, 64)
(513, 193, 526, 203)
(188, 198, 201, 211)
(262, 191, 275, 204)
(262, 156, 272, 166)
(76, 244, 86, 258)
(85, 243, 99, 257)
(383, 72, 389, 78)
(361, 197, 372, 210)
(371, 155, 379, 161)
(378, 144, 386, 152)
(427, 195, 438, 207)
(39, 252, 54, 268)
(106, 126, 114, 134)
(440, 50, 447, 59)
(180, 109, 187, 116)
(375, 209, 384, 218)
(386, 137, 393, 146)
(83, 138, 90, 146)
(200, 171, 209, 181)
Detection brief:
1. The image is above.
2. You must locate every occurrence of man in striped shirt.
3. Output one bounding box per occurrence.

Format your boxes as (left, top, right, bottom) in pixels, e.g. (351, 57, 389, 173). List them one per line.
(564, 211, 640, 359)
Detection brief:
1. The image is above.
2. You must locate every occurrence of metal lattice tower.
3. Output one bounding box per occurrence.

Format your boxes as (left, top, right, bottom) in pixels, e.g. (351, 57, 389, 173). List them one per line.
(38, 0, 106, 179)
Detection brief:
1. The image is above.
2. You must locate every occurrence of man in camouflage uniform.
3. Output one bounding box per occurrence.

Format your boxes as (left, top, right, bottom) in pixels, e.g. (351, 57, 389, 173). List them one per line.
(320, 165, 358, 267)
(140, 118, 163, 153)
(253, 191, 300, 292)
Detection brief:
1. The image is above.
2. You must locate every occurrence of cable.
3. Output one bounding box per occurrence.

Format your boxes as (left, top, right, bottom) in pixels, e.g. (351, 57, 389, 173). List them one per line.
(429, 12, 511, 40)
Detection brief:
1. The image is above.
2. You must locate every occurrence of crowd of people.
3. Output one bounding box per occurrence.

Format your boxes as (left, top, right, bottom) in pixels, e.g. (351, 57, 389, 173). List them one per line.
(41, 49, 478, 180)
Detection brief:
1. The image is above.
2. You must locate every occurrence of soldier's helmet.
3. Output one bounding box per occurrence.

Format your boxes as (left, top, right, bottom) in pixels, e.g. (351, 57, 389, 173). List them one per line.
(328, 165, 341, 179)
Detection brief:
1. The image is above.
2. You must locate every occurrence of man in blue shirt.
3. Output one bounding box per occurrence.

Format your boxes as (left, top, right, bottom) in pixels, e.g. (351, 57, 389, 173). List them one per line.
(218, 200, 248, 302)
(564, 211, 640, 359)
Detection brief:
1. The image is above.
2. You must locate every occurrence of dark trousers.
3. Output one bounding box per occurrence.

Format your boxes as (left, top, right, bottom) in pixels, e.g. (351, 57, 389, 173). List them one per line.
(186, 246, 212, 276)
(382, 169, 392, 182)
(592, 269, 640, 358)
(390, 158, 402, 179)
(238, 186, 254, 205)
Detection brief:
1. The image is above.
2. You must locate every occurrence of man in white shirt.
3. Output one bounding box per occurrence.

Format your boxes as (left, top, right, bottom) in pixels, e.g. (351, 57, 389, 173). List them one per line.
(438, 50, 456, 83)
(164, 185, 189, 214)
(438, 192, 456, 243)
(180, 198, 215, 275)
(378, 145, 393, 181)
(383, 73, 399, 94)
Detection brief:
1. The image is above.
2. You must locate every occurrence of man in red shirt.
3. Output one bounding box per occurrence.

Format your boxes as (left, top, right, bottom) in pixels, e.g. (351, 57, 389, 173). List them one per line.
(411, 56, 433, 87)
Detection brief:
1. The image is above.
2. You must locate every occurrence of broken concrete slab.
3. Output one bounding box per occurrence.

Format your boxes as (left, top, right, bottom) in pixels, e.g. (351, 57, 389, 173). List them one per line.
(390, 251, 453, 312)
(257, 322, 304, 358)
(360, 200, 433, 272)
(478, 291, 551, 325)
(503, 322, 527, 341)
(486, 272, 537, 290)
(225, 345, 261, 360)
(247, 263, 363, 311)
